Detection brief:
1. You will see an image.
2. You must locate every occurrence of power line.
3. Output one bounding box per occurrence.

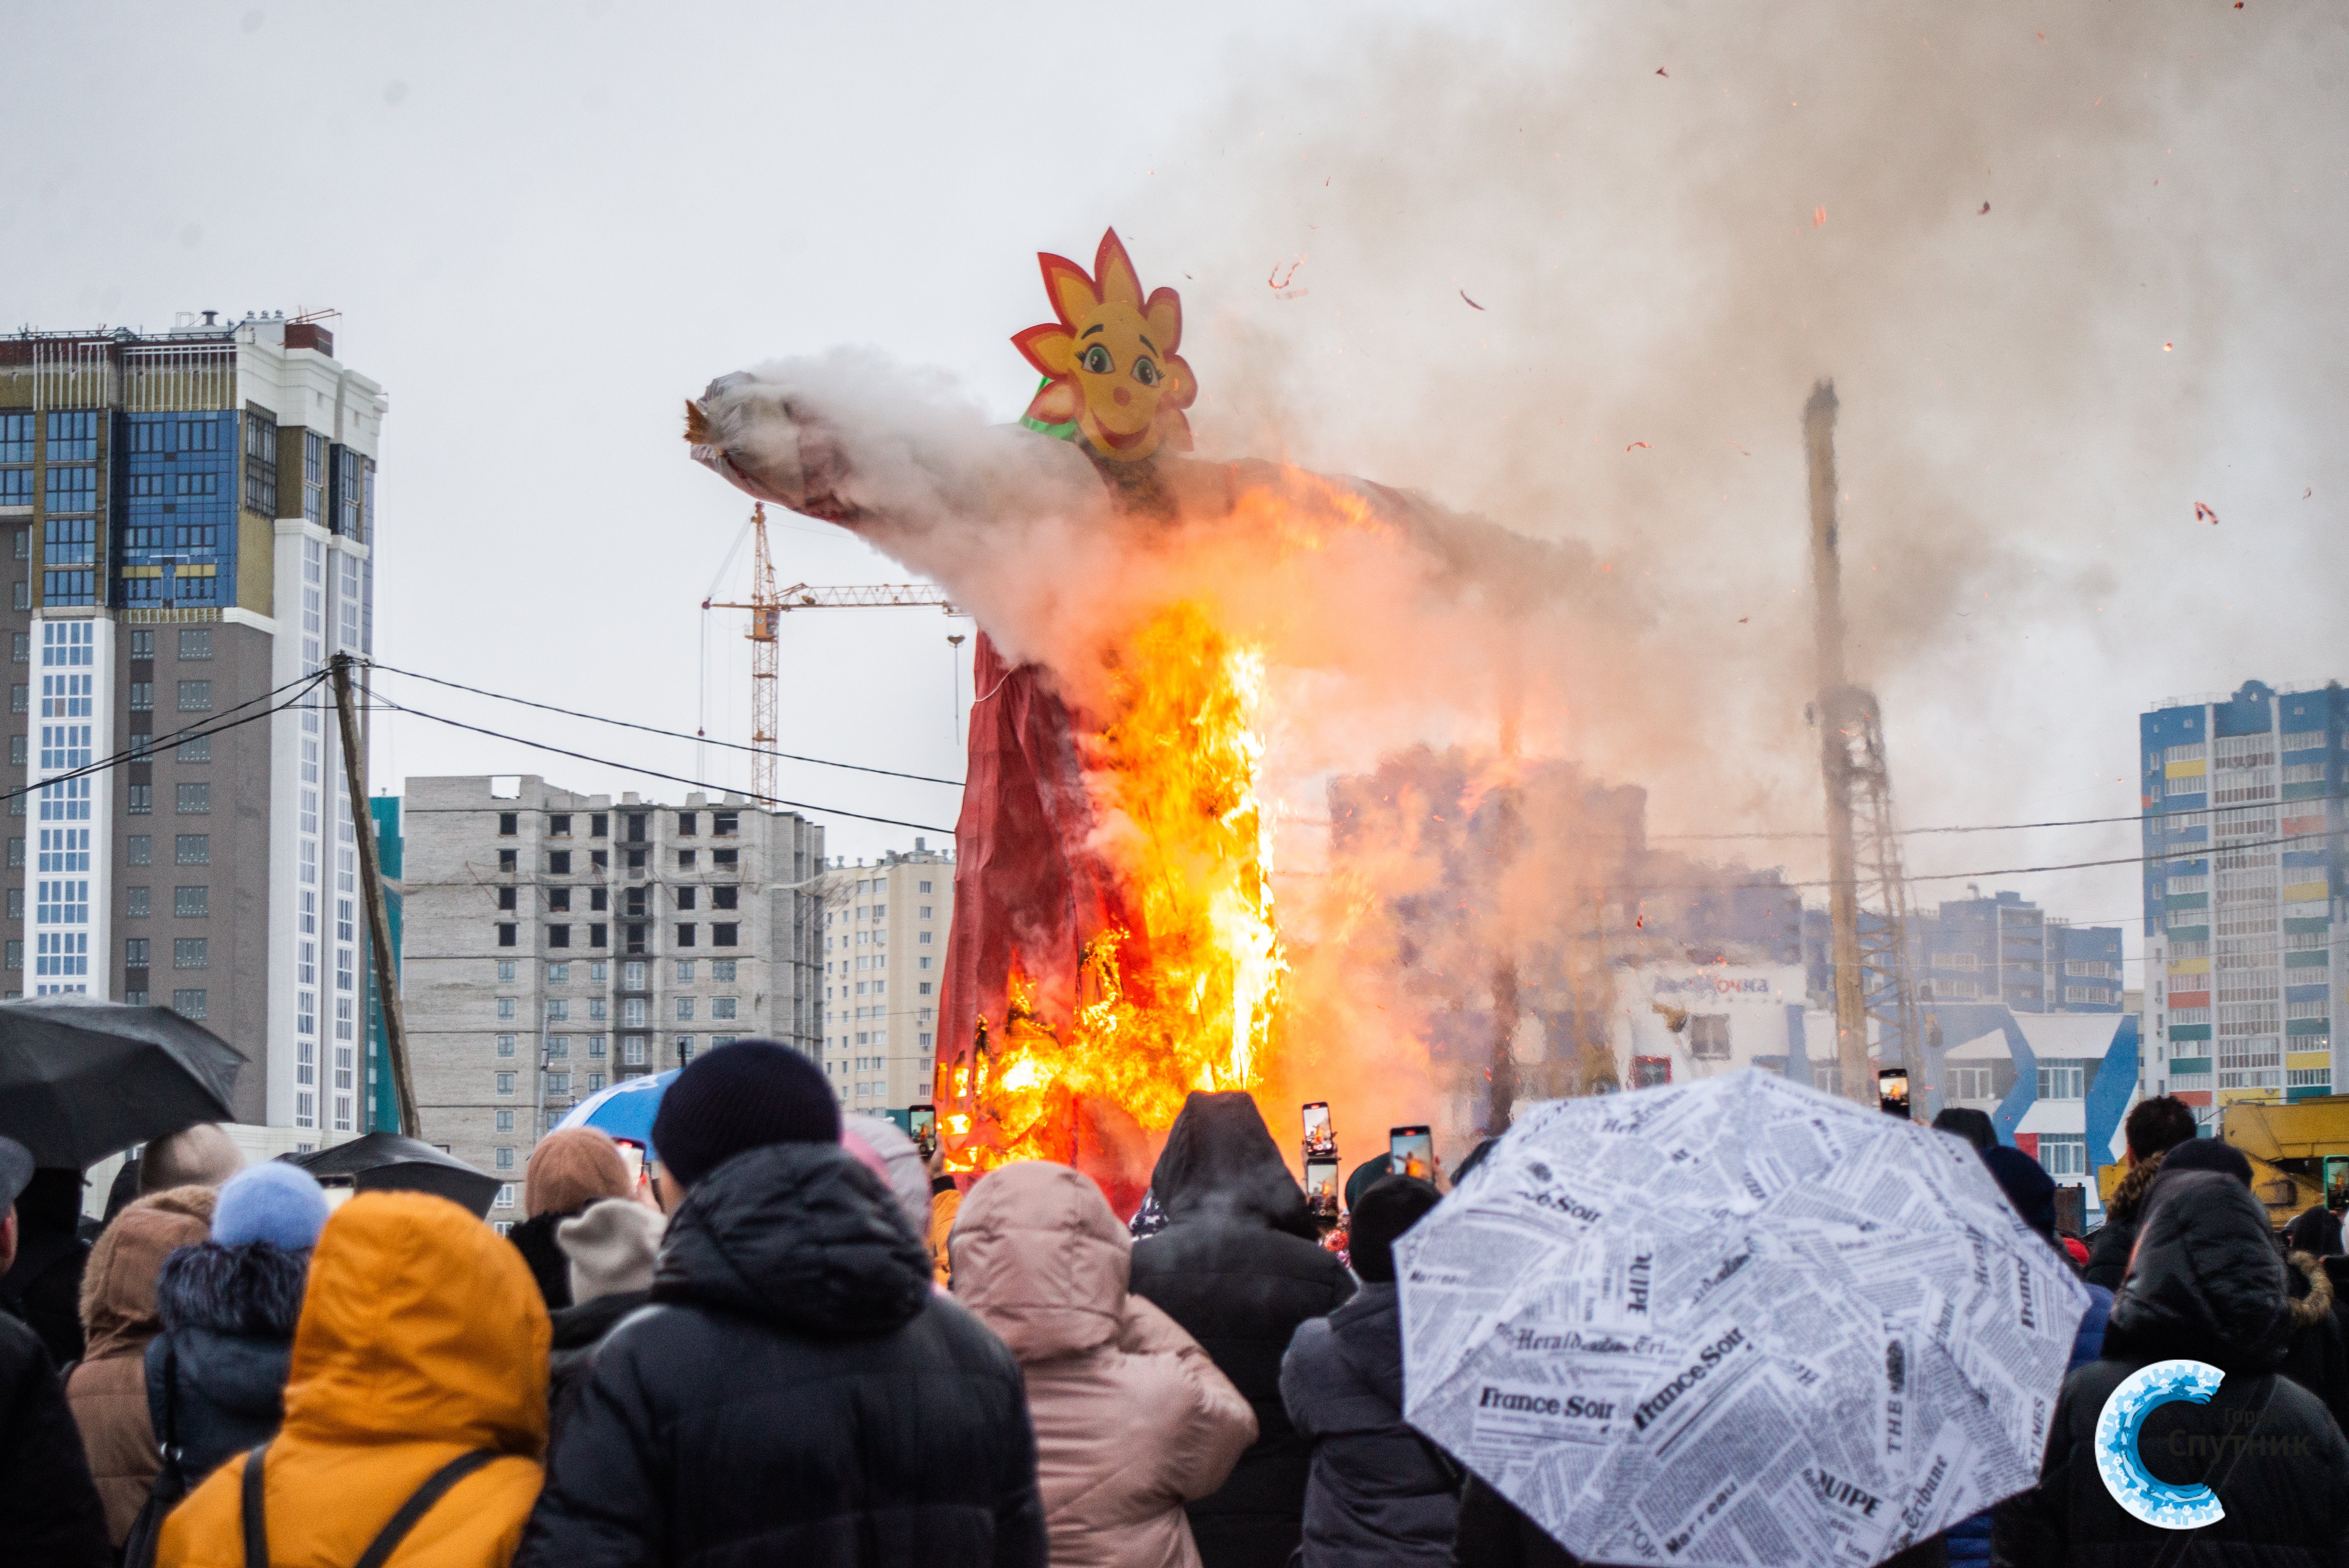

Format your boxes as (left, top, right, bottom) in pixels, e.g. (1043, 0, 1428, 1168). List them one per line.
(368, 660, 966, 789)
(368, 691, 957, 835)
(1651, 792, 2349, 843)
(0, 669, 332, 806)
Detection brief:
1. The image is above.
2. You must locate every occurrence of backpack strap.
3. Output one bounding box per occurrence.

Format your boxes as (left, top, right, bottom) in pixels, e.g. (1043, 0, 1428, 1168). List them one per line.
(240, 1442, 271, 1568)
(350, 1451, 501, 1568)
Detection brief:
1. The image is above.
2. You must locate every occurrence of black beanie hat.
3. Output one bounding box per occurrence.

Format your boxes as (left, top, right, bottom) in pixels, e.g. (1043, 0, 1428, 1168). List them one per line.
(650, 1040, 839, 1187)
(2157, 1136, 2253, 1187)
(1349, 1175, 1442, 1283)
(1980, 1146, 2057, 1239)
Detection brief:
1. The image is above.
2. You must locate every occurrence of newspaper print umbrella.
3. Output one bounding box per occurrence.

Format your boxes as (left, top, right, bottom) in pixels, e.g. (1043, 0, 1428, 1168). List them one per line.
(1397, 1068, 2086, 1568)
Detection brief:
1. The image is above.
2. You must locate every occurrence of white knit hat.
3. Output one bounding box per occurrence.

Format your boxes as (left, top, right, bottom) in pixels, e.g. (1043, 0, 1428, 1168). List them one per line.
(558, 1197, 666, 1305)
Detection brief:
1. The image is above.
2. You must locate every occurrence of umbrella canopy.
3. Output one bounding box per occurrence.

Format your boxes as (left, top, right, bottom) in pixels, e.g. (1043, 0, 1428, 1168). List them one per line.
(0, 996, 245, 1168)
(554, 1070, 677, 1152)
(1398, 1069, 2087, 1568)
(289, 1132, 502, 1218)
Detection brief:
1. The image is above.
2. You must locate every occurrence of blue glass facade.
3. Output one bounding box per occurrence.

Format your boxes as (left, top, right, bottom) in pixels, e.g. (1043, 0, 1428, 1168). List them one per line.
(113, 410, 237, 609)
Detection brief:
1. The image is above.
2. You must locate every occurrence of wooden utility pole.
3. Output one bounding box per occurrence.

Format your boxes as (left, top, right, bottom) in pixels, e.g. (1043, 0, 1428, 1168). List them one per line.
(1805, 381, 1872, 1107)
(329, 654, 418, 1135)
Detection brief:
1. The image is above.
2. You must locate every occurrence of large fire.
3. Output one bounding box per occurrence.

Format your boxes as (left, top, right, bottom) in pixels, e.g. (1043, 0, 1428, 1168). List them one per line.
(943, 600, 1286, 1171)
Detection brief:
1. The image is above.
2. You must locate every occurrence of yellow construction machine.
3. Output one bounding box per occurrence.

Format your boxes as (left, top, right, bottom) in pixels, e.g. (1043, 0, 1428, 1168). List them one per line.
(2100, 1097, 2349, 1233)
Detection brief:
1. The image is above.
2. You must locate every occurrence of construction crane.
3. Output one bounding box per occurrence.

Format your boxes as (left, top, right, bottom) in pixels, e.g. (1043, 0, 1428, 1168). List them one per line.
(1804, 382, 1926, 1113)
(701, 503, 963, 799)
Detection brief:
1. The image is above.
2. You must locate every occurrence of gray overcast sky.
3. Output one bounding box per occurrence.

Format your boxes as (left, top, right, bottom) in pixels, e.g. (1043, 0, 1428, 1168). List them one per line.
(10, 2, 2347, 992)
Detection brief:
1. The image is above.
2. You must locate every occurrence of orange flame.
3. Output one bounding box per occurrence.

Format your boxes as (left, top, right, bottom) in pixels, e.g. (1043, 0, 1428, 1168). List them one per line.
(948, 602, 1286, 1172)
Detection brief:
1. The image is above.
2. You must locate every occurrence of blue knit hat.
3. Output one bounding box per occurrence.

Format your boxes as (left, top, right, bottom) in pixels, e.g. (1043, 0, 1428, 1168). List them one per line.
(214, 1161, 330, 1250)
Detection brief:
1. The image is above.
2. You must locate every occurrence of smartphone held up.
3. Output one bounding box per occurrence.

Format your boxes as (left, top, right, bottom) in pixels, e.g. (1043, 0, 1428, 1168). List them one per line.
(1390, 1125, 1435, 1183)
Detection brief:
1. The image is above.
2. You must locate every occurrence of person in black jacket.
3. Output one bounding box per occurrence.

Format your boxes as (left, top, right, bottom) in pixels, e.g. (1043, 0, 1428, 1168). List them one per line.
(515, 1040, 1045, 1568)
(2080, 1095, 2198, 1291)
(0, 1135, 110, 1568)
(0, 1165, 93, 1367)
(1282, 1175, 1456, 1568)
(1991, 1169, 2349, 1566)
(1130, 1091, 1356, 1568)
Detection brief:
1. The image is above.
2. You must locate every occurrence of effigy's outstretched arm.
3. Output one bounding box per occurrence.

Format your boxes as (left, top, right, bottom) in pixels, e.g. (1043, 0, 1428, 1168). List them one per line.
(684, 353, 1106, 544)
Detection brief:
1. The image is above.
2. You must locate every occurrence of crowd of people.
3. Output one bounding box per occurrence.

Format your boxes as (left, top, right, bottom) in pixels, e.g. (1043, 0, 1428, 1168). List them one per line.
(7, 1049, 2349, 1568)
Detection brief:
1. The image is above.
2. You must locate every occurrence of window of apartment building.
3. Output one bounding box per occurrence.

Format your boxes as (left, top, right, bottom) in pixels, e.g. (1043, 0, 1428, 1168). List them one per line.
(624, 924, 646, 954)
(491, 1181, 516, 1211)
(497, 960, 516, 981)
(712, 996, 738, 1020)
(497, 923, 517, 948)
(548, 962, 569, 984)
(917, 905, 932, 920)
(498, 848, 517, 872)
(712, 812, 738, 837)
(675, 887, 696, 912)
(5, 888, 21, 919)
(918, 880, 933, 894)
(676, 960, 694, 982)
(547, 1070, 571, 1096)
(677, 812, 697, 836)
(675, 1036, 696, 1066)
(548, 924, 570, 948)
(178, 628, 213, 661)
(548, 850, 571, 875)
(174, 834, 208, 865)
(588, 923, 607, 949)
(587, 1071, 606, 1093)
(496, 997, 517, 1021)
(2035, 1059, 2090, 1100)
(675, 924, 696, 948)
(174, 938, 207, 969)
(625, 814, 646, 843)
(128, 835, 151, 866)
(624, 1036, 646, 1066)
(496, 1034, 515, 1057)
(712, 886, 738, 911)
(7, 736, 22, 768)
(623, 998, 647, 1027)
(10, 583, 26, 613)
(549, 814, 571, 837)
(127, 681, 154, 713)
(546, 998, 569, 1022)
(2037, 1135, 2088, 1178)
(125, 937, 151, 968)
(676, 997, 694, 1022)
(713, 924, 738, 947)
(498, 812, 518, 836)
(10, 634, 25, 663)
(676, 849, 696, 870)
(546, 1036, 570, 1058)
(590, 813, 608, 838)
(712, 848, 737, 869)
(176, 680, 212, 712)
(586, 1035, 607, 1059)
(587, 997, 606, 1020)
(174, 886, 207, 918)
(623, 961, 646, 989)
(5, 838, 21, 869)
(546, 888, 571, 913)
(496, 1073, 515, 1095)
(125, 783, 151, 815)
(176, 735, 210, 764)
(8, 685, 22, 716)
(496, 887, 516, 912)
(588, 887, 607, 912)
(712, 959, 736, 982)
(172, 989, 206, 1020)
(625, 848, 646, 871)
(176, 783, 210, 814)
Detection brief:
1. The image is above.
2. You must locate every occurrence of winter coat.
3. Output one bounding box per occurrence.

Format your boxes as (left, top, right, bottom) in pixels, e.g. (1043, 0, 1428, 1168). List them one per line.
(64, 1183, 215, 1545)
(933, 1178, 965, 1285)
(544, 1288, 648, 1460)
(516, 1141, 1046, 1568)
(1943, 1262, 2109, 1566)
(142, 1239, 306, 1491)
(2279, 1247, 2349, 1439)
(953, 1160, 1258, 1568)
(507, 1208, 577, 1310)
(1128, 1092, 1357, 1568)
(157, 1192, 549, 1568)
(1281, 1281, 1460, 1568)
(0, 1224, 91, 1368)
(1451, 1475, 1951, 1568)
(1990, 1170, 2349, 1567)
(2079, 1151, 2165, 1291)
(0, 1309, 110, 1568)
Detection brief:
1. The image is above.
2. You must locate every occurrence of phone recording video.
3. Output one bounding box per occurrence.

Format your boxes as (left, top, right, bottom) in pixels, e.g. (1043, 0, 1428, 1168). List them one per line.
(614, 1141, 645, 1184)
(1302, 1101, 1334, 1156)
(1390, 1125, 1435, 1182)
(1305, 1155, 1340, 1223)
(910, 1103, 938, 1158)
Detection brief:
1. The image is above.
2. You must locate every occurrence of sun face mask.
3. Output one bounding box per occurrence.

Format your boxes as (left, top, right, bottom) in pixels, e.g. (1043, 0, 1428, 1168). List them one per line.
(1013, 228, 1197, 464)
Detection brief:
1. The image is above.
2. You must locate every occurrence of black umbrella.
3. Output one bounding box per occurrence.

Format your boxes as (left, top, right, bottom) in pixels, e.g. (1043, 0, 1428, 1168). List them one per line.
(289, 1132, 502, 1218)
(0, 996, 244, 1168)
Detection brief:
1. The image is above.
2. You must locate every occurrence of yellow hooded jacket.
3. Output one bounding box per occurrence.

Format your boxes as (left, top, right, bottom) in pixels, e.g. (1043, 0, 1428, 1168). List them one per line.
(158, 1191, 550, 1568)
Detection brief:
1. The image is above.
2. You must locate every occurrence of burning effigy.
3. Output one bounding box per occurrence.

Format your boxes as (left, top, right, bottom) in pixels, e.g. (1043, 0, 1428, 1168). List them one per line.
(686, 229, 1598, 1209)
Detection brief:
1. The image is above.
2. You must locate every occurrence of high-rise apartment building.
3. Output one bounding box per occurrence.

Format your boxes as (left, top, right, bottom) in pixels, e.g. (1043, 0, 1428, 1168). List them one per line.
(1, 314, 383, 1142)
(818, 839, 953, 1118)
(2141, 680, 2344, 1114)
(401, 776, 824, 1224)
(1908, 890, 2122, 1015)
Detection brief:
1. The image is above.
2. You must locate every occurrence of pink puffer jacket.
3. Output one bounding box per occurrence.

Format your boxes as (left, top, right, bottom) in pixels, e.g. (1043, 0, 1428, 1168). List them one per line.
(952, 1160, 1257, 1568)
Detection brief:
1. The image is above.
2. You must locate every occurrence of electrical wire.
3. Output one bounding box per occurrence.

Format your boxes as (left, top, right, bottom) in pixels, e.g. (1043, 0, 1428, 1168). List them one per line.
(1650, 790, 2349, 843)
(367, 660, 965, 789)
(369, 691, 957, 835)
(0, 668, 333, 806)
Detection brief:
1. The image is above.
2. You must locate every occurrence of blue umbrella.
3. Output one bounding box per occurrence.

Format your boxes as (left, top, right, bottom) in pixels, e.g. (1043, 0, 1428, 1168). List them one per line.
(555, 1069, 678, 1153)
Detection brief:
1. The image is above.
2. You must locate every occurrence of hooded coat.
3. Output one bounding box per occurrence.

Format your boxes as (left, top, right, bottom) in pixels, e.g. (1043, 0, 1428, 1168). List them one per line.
(64, 1183, 216, 1544)
(142, 1240, 307, 1491)
(1128, 1092, 1357, 1568)
(515, 1141, 1047, 1568)
(156, 1192, 550, 1568)
(953, 1160, 1258, 1568)
(1990, 1171, 2349, 1568)
(1281, 1282, 1459, 1568)
(2080, 1150, 2165, 1292)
